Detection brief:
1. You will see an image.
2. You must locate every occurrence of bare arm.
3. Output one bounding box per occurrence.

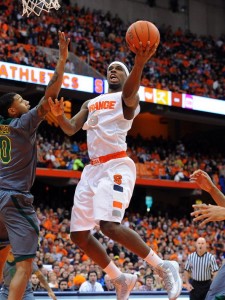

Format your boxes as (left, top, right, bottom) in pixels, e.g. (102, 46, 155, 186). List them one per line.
(190, 169, 225, 207)
(122, 41, 158, 109)
(35, 270, 57, 300)
(37, 31, 70, 118)
(48, 98, 89, 136)
(191, 204, 225, 226)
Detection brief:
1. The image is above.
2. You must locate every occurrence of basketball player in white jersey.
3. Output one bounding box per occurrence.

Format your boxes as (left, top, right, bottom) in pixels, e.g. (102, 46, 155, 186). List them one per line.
(48, 41, 182, 300)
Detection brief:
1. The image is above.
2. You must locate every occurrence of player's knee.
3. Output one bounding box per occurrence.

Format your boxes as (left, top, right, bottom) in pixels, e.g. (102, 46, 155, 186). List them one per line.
(16, 260, 33, 281)
(100, 221, 118, 237)
(70, 231, 88, 248)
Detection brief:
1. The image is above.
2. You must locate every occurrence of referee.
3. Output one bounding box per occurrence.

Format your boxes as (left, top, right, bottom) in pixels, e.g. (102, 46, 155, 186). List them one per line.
(184, 237, 219, 300)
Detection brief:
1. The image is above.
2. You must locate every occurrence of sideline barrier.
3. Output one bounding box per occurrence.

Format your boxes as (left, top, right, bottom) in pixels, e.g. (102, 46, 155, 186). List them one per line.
(34, 291, 189, 299)
(36, 168, 197, 189)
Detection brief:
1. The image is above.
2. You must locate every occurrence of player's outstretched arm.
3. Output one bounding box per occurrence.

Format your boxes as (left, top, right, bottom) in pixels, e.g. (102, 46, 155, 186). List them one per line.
(191, 204, 225, 226)
(36, 270, 57, 300)
(190, 169, 225, 207)
(37, 31, 70, 118)
(48, 98, 89, 136)
(122, 41, 158, 109)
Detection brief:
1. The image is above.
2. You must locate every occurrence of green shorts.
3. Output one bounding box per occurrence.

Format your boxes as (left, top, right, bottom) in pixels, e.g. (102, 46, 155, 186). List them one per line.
(0, 189, 39, 262)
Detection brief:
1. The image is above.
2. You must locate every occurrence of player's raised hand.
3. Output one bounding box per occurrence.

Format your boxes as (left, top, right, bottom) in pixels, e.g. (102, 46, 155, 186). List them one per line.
(48, 97, 64, 116)
(58, 31, 70, 61)
(189, 170, 214, 193)
(134, 40, 159, 65)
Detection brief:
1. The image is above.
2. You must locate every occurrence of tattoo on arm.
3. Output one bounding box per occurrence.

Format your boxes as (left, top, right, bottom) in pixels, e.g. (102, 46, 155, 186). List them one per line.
(37, 97, 49, 117)
(47, 71, 59, 89)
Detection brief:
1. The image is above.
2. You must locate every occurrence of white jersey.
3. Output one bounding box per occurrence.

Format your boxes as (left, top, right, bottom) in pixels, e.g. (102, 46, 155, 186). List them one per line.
(83, 92, 140, 159)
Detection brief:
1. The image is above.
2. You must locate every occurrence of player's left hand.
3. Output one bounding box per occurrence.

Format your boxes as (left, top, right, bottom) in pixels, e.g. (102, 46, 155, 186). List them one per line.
(58, 31, 70, 61)
(191, 204, 225, 226)
(48, 97, 64, 117)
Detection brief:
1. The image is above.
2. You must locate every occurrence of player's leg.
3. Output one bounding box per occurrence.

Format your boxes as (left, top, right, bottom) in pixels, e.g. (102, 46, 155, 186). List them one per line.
(70, 165, 137, 299)
(71, 229, 137, 300)
(0, 197, 12, 283)
(2, 191, 39, 300)
(71, 230, 111, 267)
(98, 158, 182, 299)
(0, 245, 11, 282)
(8, 258, 33, 300)
(101, 220, 182, 299)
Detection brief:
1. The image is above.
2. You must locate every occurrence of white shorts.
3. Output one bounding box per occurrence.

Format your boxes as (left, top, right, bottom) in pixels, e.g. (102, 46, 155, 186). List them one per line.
(70, 157, 136, 232)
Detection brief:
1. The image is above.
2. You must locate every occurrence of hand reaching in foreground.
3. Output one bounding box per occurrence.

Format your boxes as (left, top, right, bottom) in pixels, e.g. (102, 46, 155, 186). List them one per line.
(48, 97, 64, 117)
(191, 204, 225, 227)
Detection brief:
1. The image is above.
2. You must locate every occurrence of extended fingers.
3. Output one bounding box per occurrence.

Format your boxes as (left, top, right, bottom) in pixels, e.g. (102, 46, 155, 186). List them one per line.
(58, 31, 70, 45)
(192, 212, 209, 221)
(48, 97, 55, 106)
(48, 97, 61, 106)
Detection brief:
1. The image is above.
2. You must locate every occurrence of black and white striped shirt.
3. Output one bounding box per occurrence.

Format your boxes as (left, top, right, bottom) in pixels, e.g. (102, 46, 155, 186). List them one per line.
(185, 252, 219, 281)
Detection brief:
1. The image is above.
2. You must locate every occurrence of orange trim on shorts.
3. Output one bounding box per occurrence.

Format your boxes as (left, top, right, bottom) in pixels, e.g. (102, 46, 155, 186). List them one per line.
(113, 201, 123, 209)
(90, 151, 127, 165)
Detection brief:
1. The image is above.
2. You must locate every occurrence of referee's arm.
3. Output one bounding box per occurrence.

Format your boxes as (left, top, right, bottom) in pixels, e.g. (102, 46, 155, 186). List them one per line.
(184, 269, 193, 292)
(211, 254, 219, 280)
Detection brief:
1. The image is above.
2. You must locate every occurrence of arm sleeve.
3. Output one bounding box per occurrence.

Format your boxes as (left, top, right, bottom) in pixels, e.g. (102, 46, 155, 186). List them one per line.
(210, 255, 219, 272)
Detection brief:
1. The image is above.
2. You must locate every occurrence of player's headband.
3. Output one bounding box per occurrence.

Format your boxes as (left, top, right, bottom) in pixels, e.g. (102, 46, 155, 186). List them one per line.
(108, 61, 129, 76)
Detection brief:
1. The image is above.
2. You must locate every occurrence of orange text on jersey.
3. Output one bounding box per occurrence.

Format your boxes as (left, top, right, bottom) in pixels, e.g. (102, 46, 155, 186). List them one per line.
(89, 101, 116, 112)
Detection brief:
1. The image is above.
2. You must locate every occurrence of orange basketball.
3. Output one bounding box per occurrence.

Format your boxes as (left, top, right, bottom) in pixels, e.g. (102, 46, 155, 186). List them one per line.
(125, 20, 160, 53)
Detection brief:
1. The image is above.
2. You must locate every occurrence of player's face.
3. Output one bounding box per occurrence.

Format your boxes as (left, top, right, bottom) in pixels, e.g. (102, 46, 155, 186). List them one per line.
(11, 94, 30, 117)
(107, 64, 127, 91)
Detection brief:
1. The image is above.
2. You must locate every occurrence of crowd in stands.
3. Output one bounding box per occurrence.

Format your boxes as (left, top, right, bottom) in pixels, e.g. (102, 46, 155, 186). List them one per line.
(0, 0, 224, 100)
(36, 130, 225, 193)
(2, 206, 223, 293)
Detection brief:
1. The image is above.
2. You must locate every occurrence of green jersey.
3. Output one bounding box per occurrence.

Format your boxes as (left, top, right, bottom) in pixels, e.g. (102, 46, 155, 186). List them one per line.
(0, 107, 42, 192)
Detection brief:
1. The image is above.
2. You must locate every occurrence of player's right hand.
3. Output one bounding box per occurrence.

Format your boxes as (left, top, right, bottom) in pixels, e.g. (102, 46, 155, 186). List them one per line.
(134, 40, 159, 65)
(48, 97, 64, 117)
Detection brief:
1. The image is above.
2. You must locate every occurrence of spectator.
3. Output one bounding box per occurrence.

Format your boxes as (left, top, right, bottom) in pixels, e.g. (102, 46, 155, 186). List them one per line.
(79, 271, 104, 293)
(58, 279, 70, 291)
(139, 275, 157, 291)
(103, 274, 115, 291)
(72, 274, 86, 291)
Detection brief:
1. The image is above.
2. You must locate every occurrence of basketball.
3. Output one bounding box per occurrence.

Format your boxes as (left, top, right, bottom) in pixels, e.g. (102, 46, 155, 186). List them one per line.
(125, 20, 160, 53)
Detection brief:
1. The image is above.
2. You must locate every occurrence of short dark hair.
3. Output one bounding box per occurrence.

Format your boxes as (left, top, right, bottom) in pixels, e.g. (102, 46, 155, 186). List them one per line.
(59, 279, 68, 286)
(88, 270, 97, 280)
(144, 275, 155, 284)
(0, 93, 17, 119)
